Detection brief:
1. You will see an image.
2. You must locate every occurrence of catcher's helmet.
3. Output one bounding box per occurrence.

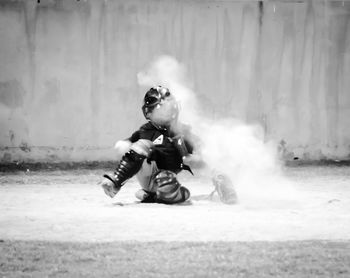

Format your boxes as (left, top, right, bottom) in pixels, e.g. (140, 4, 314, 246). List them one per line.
(142, 86, 172, 119)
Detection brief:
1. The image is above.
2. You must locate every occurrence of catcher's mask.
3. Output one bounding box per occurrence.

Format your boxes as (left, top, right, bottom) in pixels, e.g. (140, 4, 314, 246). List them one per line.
(142, 86, 176, 119)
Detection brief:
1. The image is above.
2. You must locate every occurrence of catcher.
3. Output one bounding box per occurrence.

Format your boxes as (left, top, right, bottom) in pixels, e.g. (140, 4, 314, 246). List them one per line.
(99, 86, 237, 204)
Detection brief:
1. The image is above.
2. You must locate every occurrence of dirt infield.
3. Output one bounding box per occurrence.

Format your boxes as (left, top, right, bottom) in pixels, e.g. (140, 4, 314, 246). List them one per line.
(0, 166, 350, 242)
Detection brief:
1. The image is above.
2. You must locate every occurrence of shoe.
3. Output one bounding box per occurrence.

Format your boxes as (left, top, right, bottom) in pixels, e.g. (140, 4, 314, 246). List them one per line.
(100, 178, 120, 198)
(135, 189, 157, 203)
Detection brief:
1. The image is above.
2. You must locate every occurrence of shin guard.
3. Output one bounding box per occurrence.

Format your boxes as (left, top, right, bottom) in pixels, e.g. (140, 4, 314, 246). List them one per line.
(103, 150, 146, 190)
(154, 170, 190, 204)
(102, 139, 153, 197)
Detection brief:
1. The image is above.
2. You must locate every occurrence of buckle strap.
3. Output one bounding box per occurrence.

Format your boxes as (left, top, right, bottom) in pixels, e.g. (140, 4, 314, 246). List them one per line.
(181, 163, 194, 175)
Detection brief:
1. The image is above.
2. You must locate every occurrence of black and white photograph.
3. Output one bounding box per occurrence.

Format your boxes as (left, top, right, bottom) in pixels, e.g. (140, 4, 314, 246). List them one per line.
(0, 0, 350, 277)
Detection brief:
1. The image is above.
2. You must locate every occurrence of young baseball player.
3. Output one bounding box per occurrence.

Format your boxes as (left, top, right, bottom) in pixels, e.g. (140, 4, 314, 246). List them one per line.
(99, 86, 237, 204)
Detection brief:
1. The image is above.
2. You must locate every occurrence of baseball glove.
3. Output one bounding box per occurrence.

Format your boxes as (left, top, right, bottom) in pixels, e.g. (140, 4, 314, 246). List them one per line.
(211, 173, 238, 204)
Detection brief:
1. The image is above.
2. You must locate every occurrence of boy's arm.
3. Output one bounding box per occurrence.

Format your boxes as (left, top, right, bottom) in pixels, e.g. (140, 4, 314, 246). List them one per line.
(172, 123, 205, 168)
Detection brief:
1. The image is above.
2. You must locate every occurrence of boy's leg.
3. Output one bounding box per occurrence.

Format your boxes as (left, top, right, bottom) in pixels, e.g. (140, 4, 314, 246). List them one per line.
(100, 139, 153, 198)
(153, 170, 190, 204)
(134, 160, 159, 202)
(136, 160, 159, 192)
(135, 166, 190, 204)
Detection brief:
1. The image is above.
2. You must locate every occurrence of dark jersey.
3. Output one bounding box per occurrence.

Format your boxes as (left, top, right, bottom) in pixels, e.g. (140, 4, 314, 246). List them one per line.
(128, 122, 194, 173)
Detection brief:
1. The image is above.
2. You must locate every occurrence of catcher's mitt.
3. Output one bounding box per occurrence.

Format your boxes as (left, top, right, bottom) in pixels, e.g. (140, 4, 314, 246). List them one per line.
(211, 173, 238, 204)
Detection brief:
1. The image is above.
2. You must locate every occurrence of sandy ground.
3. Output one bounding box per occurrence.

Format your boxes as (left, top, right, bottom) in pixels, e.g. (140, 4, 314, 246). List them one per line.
(0, 166, 349, 242)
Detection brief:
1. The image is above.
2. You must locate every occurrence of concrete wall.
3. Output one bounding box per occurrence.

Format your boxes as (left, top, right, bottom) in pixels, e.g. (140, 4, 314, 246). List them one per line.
(0, 0, 350, 162)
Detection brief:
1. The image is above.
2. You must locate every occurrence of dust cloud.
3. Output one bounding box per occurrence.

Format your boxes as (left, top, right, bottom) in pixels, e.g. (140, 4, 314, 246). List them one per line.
(137, 55, 298, 207)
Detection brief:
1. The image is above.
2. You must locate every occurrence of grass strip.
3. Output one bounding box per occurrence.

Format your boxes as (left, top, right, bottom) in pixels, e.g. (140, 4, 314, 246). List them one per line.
(0, 240, 349, 277)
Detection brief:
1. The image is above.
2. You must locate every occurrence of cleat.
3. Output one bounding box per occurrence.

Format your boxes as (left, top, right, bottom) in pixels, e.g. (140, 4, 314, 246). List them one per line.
(135, 189, 157, 203)
(100, 178, 120, 198)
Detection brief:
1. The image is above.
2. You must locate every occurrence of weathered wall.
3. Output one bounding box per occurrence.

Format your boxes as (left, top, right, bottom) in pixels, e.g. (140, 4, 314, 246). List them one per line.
(0, 0, 350, 162)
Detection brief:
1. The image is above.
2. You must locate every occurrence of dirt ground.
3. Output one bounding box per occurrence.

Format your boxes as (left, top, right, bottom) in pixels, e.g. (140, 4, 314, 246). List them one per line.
(0, 165, 350, 242)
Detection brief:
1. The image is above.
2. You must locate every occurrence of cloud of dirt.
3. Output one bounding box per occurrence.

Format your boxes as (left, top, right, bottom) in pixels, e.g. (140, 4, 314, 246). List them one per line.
(137, 55, 298, 207)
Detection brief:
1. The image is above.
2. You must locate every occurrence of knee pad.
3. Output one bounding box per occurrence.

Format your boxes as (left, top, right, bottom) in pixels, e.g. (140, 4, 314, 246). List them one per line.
(154, 170, 190, 204)
(130, 139, 153, 157)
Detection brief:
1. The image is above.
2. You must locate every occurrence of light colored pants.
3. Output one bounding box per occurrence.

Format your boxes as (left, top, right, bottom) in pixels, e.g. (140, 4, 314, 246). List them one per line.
(135, 160, 191, 204)
(136, 160, 159, 192)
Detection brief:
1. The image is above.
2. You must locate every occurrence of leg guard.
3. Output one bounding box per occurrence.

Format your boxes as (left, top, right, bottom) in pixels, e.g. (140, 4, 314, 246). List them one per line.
(153, 170, 190, 204)
(102, 150, 146, 197)
(102, 140, 153, 198)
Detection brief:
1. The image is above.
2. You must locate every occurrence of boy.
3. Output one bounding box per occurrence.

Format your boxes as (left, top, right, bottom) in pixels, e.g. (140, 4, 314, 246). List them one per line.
(99, 86, 237, 204)
(99, 86, 194, 204)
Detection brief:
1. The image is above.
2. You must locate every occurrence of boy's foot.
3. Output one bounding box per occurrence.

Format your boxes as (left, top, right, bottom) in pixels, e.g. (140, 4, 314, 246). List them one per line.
(212, 173, 238, 204)
(99, 178, 120, 198)
(135, 189, 157, 203)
